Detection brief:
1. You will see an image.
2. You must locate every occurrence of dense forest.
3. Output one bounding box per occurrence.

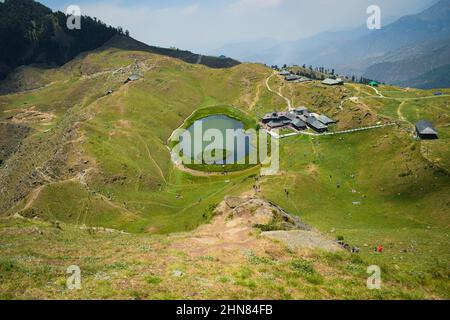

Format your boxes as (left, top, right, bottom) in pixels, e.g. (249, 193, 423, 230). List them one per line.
(0, 0, 124, 79)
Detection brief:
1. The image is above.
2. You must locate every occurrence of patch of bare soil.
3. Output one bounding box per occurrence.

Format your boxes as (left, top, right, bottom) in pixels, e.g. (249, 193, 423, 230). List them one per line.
(262, 230, 341, 252)
(0, 122, 32, 164)
(305, 163, 319, 175)
(170, 195, 340, 262)
(117, 119, 131, 129)
(10, 106, 55, 124)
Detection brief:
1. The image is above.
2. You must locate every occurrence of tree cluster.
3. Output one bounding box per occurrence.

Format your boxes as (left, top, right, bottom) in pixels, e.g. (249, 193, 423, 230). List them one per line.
(0, 0, 128, 79)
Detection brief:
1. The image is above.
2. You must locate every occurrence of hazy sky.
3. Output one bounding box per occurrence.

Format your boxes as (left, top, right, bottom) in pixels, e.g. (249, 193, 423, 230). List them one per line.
(40, 0, 437, 53)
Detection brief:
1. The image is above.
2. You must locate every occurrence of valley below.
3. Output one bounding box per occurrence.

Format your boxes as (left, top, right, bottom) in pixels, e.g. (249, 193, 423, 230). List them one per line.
(0, 35, 449, 300)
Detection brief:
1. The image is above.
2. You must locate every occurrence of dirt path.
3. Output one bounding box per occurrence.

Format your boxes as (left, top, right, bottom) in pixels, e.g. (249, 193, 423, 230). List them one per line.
(93, 192, 141, 218)
(365, 85, 449, 101)
(167, 146, 223, 177)
(168, 144, 260, 178)
(170, 195, 340, 259)
(397, 101, 408, 123)
(398, 94, 450, 101)
(368, 85, 384, 98)
(19, 186, 44, 213)
(136, 133, 167, 184)
(338, 96, 359, 111)
(34, 167, 54, 183)
(119, 84, 129, 115)
(170, 198, 278, 260)
(249, 82, 262, 110)
(274, 123, 397, 139)
(265, 72, 292, 110)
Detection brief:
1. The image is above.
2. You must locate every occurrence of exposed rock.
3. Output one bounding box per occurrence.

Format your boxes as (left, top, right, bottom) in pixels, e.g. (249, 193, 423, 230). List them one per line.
(223, 196, 310, 231)
(0, 123, 32, 163)
(11, 106, 55, 124)
(13, 212, 25, 219)
(262, 230, 341, 252)
(79, 225, 129, 234)
(224, 196, 246, 209)
(222, 196, 338, 252)
(170, 194, 341, 259)
(173, 270, 183, 277)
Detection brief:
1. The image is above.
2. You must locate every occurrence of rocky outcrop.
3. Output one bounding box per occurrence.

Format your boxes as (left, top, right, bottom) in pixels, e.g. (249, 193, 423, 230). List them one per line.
(223, 196, 310, 231)
(219, 195, 341, 252)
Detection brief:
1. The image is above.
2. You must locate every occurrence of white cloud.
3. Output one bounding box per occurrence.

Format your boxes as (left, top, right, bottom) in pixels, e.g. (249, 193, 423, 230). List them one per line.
(181, 4, 200, 16)
(68, 0, 436, 54)
(79, 2, 204, 49)
(229, 0, 283, 13)
(154, 3, 199, 16)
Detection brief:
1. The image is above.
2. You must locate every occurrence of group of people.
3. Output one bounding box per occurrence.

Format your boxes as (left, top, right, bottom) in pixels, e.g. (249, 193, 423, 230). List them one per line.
(337, 240, 360, 253)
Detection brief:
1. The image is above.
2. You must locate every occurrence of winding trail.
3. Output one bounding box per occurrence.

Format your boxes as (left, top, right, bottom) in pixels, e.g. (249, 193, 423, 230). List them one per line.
(366, 85, 450, 101)
(249, 83, 262, 110)
(20, 186, 44, 213)
(265, 72, 292, 110)
(397, 101, 408, 123)
(338, 96, 358, 111)
(368, 85, 385, 98)
(267, 123, 397, 139)
(167, 145, 260, 177)
(136, 133, 167, 184)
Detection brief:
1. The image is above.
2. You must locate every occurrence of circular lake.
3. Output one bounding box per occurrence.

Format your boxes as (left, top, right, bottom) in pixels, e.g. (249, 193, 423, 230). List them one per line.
(183, 115, 253, 165)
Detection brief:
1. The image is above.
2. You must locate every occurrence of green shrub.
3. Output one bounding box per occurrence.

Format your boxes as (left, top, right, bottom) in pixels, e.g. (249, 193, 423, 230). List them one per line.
(290, 258, 325, 284)
(305, 273, 324, 285)
(291, 258, 315, 275)
(202, 204, 218, 221)
(145, 275, 162, 285)
(0, 259, 16, 273)
(247, 252, 274, 265)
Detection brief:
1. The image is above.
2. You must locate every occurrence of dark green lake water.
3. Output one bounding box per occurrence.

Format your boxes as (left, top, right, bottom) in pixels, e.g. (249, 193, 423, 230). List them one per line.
(184, 115, 252, 164)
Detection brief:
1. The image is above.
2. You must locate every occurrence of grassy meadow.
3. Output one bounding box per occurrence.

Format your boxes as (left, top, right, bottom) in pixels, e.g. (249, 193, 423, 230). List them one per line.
(0, 44, 448, 299)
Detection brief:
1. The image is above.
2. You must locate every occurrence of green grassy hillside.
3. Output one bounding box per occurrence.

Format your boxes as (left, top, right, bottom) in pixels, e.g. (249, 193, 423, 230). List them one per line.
(0, 39, 449, 299)
(2, 215, 447, 300)
(0, 43, 268, 234)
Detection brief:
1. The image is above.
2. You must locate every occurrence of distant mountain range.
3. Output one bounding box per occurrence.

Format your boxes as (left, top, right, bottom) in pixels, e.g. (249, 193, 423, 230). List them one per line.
(213, 0, 450, 89)
(2, 0, 448, 88)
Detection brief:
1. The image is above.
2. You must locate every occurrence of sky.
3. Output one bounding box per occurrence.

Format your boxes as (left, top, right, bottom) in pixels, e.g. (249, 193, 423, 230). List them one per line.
(40, 0, 438, 53)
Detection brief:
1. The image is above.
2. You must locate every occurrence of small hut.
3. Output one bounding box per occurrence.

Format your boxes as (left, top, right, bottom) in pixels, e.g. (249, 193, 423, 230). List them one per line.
(415, 120, 438, 140)
(124, 75, 140, 84)
(322, 78, 343, 86)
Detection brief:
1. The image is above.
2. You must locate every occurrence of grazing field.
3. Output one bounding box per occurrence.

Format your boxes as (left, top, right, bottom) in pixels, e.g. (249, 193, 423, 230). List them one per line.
(1, 214, 446, 300)
(0, 40, 449, 299)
